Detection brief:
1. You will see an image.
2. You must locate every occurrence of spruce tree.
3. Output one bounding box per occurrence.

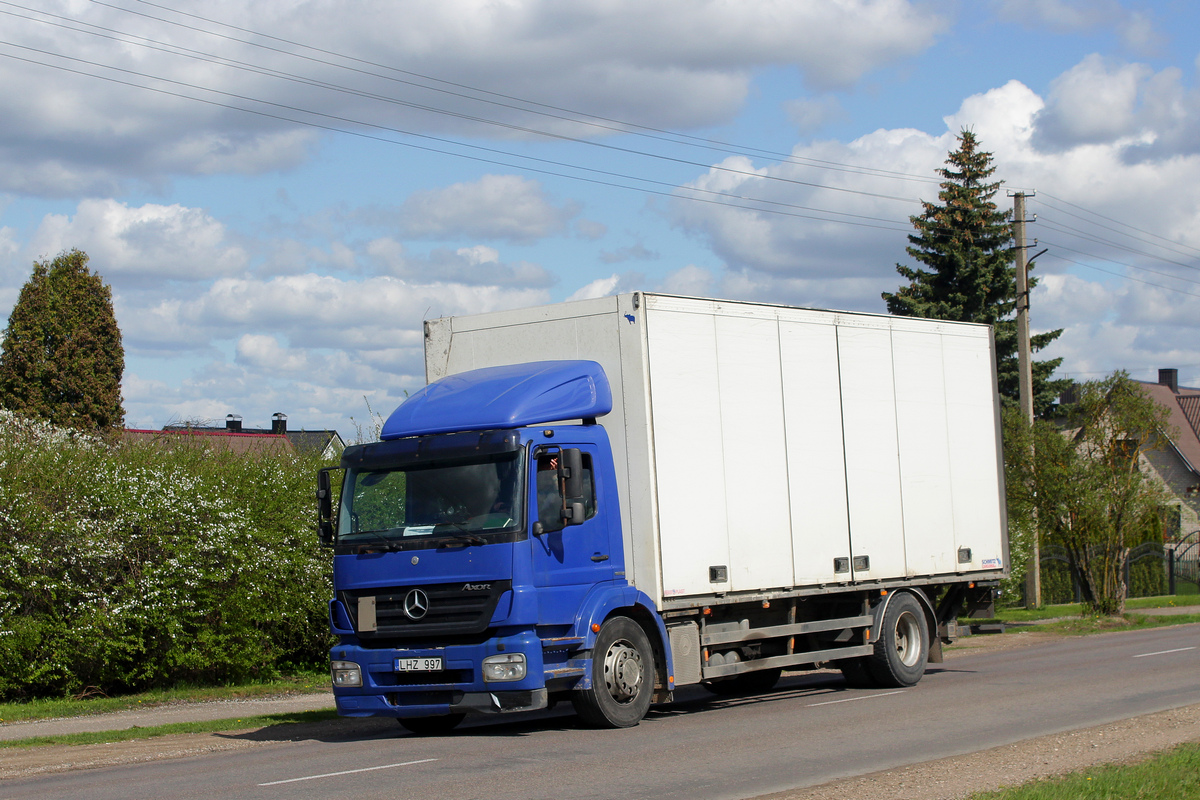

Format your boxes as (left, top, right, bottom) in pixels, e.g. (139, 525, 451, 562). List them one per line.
(0, 249, 125, 430)
(882, 130, 1067, 414)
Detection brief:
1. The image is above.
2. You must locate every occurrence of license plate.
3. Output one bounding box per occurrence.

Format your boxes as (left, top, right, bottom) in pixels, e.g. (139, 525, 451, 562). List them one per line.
(395, 657, 444, 672)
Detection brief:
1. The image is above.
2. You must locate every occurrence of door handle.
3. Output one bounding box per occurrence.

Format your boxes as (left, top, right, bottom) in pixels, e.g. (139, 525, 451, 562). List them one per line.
(591, 554, 610, 562)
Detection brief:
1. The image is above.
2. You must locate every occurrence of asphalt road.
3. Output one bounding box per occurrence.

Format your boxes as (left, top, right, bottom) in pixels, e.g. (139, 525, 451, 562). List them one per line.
(3, 624, 1198, 800)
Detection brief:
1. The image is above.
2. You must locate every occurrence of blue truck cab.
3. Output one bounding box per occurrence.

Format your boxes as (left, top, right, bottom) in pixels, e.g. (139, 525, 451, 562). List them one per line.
(316, 360, 671, 733)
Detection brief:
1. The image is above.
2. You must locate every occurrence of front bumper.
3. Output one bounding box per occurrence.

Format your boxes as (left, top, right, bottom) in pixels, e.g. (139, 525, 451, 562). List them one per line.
(331, 631, 548, 719)
(336, 688, 548, 717)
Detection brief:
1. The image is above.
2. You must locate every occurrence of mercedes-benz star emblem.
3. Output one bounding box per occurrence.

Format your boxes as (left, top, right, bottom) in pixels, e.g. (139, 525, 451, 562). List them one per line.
(402, 589, 430, 620)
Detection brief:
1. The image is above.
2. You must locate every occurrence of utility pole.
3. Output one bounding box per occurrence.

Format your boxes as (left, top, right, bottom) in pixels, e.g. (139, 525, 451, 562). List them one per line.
(1013, 191, 1040, 609)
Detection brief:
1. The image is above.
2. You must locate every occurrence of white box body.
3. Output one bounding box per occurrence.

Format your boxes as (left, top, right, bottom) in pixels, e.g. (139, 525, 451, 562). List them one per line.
(424, 293, 1007, 606)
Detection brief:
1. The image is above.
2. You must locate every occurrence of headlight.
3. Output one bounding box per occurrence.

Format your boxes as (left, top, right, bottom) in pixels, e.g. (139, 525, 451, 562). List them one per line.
(331, 660, 362, 687)
(482, 653, 526, 682)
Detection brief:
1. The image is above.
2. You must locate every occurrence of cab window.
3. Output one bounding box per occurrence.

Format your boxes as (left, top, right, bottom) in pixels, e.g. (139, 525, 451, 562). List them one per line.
(536, 451, 596, 531)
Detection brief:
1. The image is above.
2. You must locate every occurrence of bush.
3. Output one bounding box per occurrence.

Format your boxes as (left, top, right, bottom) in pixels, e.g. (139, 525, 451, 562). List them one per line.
(0, 412, 333, 699)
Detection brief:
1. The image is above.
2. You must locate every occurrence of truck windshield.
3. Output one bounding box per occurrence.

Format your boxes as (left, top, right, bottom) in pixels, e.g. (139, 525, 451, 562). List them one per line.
(338, 452, 523, 546)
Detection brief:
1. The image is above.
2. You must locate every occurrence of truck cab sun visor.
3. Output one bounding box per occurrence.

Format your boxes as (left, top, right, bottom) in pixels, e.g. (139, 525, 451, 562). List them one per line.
(381, 360, 613, 440)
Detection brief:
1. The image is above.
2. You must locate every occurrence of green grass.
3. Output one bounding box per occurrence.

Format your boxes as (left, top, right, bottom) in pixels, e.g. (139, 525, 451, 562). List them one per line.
(972, 595, 1200, 625)
(1018, 612, 1200, 635)
(0, 671, 328, 725)
(957, 595, 1200, 638)
(0, 709, 341, 749)
(969, 743, 1200, 799)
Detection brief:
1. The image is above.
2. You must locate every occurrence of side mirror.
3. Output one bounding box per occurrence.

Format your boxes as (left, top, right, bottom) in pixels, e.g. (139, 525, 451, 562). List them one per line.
(561, 448, 584, 500)
(317, 468, 338, 545)
(561, 501, 585, 525)
(559, 449, 586, 527)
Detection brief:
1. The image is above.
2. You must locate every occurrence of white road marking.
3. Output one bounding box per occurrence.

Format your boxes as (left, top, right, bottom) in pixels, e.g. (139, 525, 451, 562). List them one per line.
(258, 758, 438, 786)
(1133, 646, 1197, 659)
(806, 691, 904, 707)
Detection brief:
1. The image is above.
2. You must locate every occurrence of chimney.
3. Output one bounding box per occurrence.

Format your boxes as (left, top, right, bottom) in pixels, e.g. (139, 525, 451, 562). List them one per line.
(1159, 368, 1179, 394)
(225, 413, 243, 432)
(271, 412, 288, 435)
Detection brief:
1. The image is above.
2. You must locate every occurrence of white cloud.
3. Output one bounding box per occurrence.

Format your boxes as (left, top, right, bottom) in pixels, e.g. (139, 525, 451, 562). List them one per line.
(0, 0, 947, 194)
(115, 271, 556, 439)
(365, 237, 557, 286)
(567, 274, 623, 301)
(672, 62, 1200, 292)
(991, 0, 1165, 55)
(236, 334, 310, 374)
(27, 199, 249, 284)
(659, 265, 715, 298)
(399, 175, 577, 243)
(1032, 56, 1200, 160)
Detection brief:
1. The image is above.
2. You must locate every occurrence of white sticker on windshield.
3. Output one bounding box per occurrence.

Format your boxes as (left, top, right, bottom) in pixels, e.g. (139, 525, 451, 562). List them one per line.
(403, 526, 436, 537)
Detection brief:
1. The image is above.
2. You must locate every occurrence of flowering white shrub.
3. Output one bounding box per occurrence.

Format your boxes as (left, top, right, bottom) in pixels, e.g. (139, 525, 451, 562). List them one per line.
(0, 414, 333, 699)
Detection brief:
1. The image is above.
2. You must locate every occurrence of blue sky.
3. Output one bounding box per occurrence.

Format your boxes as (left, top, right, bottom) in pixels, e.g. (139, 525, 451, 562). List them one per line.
(2, 0, 1200, 439)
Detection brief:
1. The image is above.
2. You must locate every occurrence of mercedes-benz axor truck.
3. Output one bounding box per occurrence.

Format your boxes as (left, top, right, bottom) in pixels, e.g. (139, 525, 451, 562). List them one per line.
(316, 293, 1007, 733)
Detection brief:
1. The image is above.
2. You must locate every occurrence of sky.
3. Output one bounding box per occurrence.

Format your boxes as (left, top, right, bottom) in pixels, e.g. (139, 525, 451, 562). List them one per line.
(3, 0, 1200, 441)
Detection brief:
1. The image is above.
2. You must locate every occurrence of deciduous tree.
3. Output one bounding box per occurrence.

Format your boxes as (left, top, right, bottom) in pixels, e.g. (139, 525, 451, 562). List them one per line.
(1006, 373, 1171, 615)
(0, 249, 124, 430)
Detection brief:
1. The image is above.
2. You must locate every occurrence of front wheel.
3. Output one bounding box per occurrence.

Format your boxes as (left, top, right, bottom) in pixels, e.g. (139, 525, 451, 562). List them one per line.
(572, 616, 654, 728)
(868, 592, 929, 688)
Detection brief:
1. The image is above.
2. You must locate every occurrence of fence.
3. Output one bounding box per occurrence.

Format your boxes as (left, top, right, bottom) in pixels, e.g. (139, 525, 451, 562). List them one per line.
(1036, 531, 1199, 605)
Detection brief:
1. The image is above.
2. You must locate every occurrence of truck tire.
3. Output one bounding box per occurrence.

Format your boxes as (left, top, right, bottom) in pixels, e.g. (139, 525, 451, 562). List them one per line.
(572, 616, 654, 728)
(398, 713, 465, 736)
(868, 592, 929, 688)
(702, 667, 783, 696)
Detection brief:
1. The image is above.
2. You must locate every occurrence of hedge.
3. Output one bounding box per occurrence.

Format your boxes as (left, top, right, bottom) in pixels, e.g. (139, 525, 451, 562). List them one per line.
(0, 412, 334, 700)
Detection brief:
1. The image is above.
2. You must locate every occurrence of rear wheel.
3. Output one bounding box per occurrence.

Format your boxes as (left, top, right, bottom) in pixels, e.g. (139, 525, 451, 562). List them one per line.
(702, 667, 783, 696)
(397, 714, 465, 736)
(572, 616, 654, 728)
(868, 592, 929, 688)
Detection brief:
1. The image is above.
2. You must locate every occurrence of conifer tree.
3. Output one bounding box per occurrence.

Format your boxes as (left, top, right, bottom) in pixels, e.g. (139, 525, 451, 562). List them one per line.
(0, 249, 125, 429)
(882, 130, 1067, 414)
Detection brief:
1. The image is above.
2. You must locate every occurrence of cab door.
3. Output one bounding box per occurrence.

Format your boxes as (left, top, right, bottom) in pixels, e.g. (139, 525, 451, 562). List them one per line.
(529, 444, 616, 623)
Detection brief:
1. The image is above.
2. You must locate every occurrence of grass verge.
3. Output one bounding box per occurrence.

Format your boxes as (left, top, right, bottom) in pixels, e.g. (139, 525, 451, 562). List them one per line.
(0, 709, 341, 750)
(968, 742, 1200, 799)
(964, 595, 1200, 633)
(0, 671, 329, 725)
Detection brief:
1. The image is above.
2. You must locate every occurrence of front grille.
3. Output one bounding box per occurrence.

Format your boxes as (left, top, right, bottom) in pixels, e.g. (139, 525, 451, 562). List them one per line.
(340, 580, 511, 639)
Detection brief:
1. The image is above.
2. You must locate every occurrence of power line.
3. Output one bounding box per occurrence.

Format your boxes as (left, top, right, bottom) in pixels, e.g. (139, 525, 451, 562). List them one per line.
(1038, 191, 1200, 259)
(1, 1, 920, 204)
(8, 0, 1200, 305)
(0, 45, 912, 233)
(1036, 219, 1200, 279)
(114, 0, 944, 187)
(1038, 245, 1200, 299)
(71, 0, 935, 193)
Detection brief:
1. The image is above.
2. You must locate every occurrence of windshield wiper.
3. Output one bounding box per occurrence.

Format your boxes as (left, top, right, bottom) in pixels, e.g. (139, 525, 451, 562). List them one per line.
(344, 528, 401, 551)
(435, 522, 487, 547)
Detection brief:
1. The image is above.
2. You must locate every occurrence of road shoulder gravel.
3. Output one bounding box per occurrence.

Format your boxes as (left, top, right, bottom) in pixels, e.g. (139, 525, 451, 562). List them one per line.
(759, 703, 1200, 800)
